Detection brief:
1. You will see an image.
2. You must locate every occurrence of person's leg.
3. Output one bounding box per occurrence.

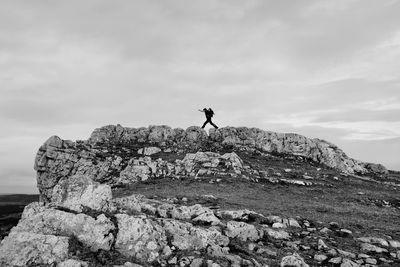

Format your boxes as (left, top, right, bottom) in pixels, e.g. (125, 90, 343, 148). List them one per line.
(201, 120, 209, 128)
(210, 120, 218, 129)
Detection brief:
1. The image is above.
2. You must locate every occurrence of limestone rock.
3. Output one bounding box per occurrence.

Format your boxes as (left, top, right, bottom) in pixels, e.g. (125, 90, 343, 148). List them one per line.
(180, 151, 243, 176)
(280, 253, 309, 267)
(14, 203, 115, 251)
(216, 209, 264, 221)
(87, 125, 386, 175)
(314, 254, 328, 262)
(51, 175, 112, 212)
(115, 214, 168, 262)
(137, 146, 161, 155)
(113, 194, 157, 215)
(263, 227, 290, 240)
(159, 219, 229, 250)
(0, 231, 69, 267)
(35, 125, 388, 202)
(225, 221, 260, 241)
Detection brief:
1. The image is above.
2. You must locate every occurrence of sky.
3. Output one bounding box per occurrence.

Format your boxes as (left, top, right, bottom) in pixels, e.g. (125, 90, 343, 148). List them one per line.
(1, 0, 400, 194)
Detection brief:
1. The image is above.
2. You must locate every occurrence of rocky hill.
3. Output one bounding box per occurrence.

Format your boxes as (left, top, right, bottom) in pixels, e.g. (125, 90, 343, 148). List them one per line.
(0, 125, 399, 267)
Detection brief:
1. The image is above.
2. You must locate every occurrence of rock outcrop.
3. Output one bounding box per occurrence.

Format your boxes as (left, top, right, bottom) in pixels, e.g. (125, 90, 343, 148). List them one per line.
(34, 125, 387, 201)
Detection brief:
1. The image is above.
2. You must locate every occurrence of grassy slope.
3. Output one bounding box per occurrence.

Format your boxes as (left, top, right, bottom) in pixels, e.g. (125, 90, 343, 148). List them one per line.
(115, 150, 400, 240)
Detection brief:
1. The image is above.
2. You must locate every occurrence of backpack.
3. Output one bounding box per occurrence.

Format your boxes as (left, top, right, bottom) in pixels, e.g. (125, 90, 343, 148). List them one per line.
(208, 108, 214, 117)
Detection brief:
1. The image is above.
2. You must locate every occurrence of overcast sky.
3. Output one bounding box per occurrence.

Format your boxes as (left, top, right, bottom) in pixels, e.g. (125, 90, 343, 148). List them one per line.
(1, 0, 400, 194)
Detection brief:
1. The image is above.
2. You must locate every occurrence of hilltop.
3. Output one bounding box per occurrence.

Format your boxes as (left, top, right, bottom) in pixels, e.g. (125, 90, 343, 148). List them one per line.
(0, 125, 399, 267)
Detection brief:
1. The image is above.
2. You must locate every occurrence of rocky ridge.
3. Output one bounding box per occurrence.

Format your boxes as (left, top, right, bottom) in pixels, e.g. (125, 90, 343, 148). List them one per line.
(0, 124, 396, 267)
(34, 125, 386, 201)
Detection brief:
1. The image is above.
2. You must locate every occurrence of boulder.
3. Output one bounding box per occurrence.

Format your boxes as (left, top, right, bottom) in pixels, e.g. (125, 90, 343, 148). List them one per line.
(115, 214, 168, 262)
(0, 231, 69, 267)
(159, 219, 229, 250)
(225, 221, 260, 241)
(50, 175, 113, 212)
(280, 253, 309, 267)
(263, 227, 290, 240)
(14, 203, 115, 251)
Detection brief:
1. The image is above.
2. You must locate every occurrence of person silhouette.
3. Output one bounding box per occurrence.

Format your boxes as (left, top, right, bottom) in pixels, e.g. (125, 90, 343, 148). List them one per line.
(199, 108, 218, 129)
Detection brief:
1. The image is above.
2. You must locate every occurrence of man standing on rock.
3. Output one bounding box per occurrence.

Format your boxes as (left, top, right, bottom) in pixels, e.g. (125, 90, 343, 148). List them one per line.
(199, 108, 218, 129)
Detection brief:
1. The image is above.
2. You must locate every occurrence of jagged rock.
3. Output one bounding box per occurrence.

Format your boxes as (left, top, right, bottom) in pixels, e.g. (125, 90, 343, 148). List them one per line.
(34, 125, 388, 201)
(137, 146, 161, 155)
(280, 253, 309, 267)
(216, 209, 264, 221)
(225, 221, 260, 241)
(14, 202, 115, 251)
(192, 211, 221, 225)
(113, 194, 157, 215)
(263, 227, 290, 240)
(154, 202, 221, 225)
(35, 135, 123, 202)
(58, 259, 89, 267)
(180, 151, 244, 176)
(118, 157, 161, 183)
(159, 219, 229, 250)
(51, 175, 113, 212)
(115, 214, 168, 262)
(318, 239, 329, 250)
(0, 231, 69, 267)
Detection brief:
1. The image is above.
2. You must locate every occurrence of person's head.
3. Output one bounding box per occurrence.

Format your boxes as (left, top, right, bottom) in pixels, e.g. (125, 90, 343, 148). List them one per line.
(203, 108, 207, 111)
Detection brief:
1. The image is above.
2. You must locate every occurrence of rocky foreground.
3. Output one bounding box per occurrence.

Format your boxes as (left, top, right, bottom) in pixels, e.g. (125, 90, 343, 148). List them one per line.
(0, 125, 398, 267)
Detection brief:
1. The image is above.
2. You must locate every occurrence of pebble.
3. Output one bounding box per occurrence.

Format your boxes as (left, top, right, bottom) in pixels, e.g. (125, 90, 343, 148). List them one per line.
(314, 254, 328, 262)
(339, 229, 353, 237)
(320, 227, 332, 234)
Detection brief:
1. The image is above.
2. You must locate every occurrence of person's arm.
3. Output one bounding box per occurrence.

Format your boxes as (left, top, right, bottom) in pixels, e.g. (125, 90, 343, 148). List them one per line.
(198, 109, 204, 113)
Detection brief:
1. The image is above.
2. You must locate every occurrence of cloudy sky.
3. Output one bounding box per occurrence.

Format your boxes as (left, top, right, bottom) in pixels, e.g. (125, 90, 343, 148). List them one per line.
(1, 0, 400, 194)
